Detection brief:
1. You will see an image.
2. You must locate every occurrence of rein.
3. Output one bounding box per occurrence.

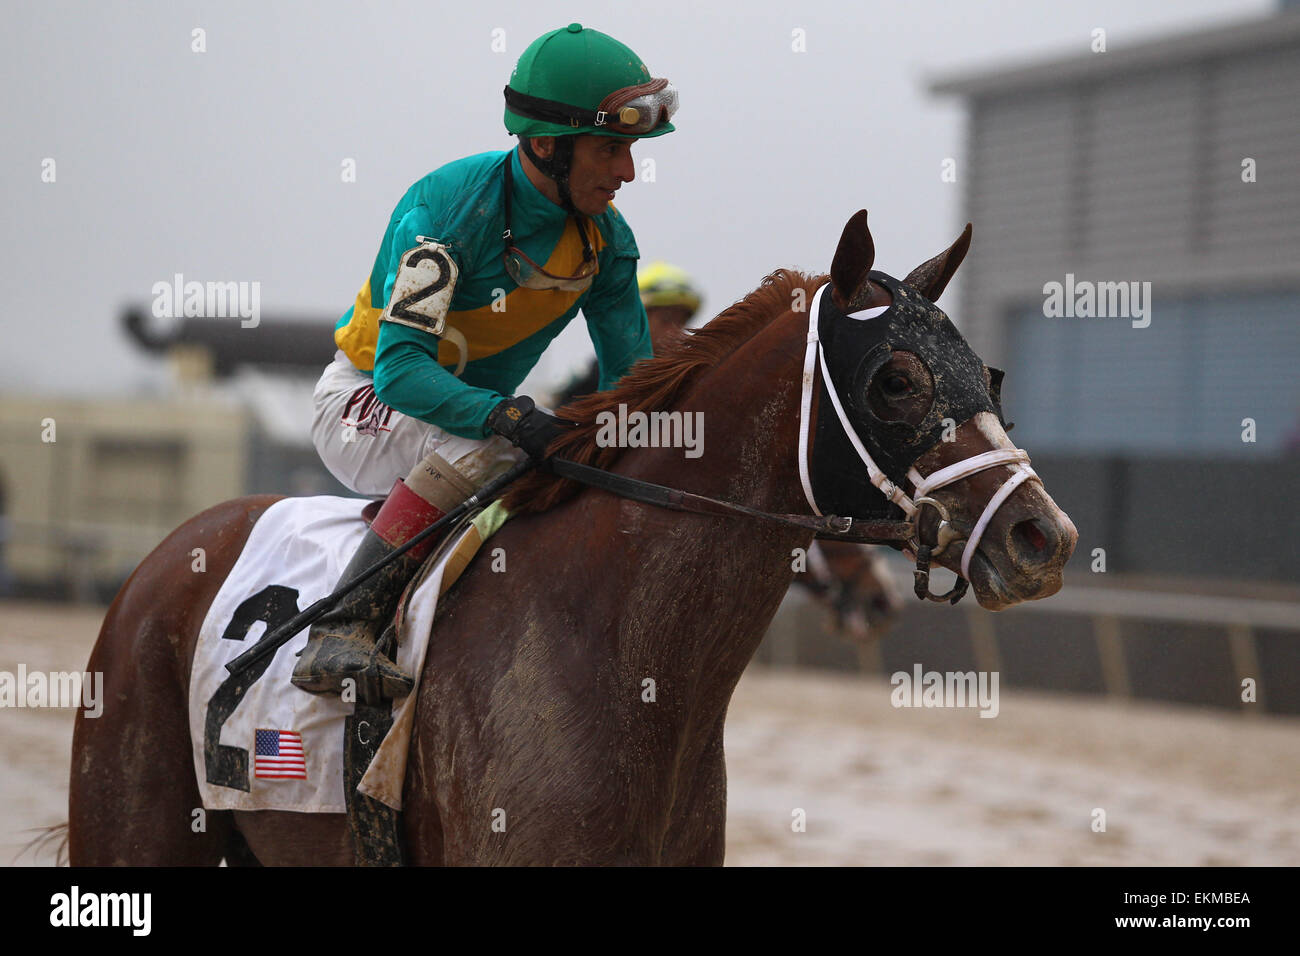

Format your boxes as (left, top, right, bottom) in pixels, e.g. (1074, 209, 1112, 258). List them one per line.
(546, 457, 913, 545)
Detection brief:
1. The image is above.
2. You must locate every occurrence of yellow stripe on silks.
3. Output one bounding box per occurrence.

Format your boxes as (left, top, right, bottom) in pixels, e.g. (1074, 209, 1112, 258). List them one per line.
(335, 279, 383, 371)
(435, 216, 606, 367)
(436, 288, 583, 366)
(335, 214, 610, 372)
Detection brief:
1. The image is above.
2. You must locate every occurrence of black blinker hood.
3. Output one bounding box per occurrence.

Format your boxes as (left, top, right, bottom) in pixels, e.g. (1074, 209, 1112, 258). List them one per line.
(810, 270, 1002, 521)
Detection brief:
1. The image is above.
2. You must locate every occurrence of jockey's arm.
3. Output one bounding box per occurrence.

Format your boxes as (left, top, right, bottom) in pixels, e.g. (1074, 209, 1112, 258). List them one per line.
(369, 197, 650, 440)
(583, 251, 653, 390)
(373, 322, 506, 439)
(368, 203, 508, 440)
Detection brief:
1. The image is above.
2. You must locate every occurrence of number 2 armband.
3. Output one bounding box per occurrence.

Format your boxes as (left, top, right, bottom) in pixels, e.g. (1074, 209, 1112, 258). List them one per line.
(380, 237, 459, 337)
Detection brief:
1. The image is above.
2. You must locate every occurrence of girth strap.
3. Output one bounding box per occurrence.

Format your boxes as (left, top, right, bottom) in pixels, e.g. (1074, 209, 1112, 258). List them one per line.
(546, 457, 913, 545)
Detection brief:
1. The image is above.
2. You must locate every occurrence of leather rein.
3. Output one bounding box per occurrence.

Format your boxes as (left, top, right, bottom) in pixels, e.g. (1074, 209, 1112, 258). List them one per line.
(546, 457, 914, 546)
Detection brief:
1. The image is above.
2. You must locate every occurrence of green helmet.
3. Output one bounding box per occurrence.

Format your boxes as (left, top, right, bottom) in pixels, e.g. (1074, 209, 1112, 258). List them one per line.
(504, 24, 677, 139)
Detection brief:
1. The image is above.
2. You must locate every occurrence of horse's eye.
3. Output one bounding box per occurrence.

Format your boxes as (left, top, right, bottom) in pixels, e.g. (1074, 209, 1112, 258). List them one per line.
(882, 373, 911, 397)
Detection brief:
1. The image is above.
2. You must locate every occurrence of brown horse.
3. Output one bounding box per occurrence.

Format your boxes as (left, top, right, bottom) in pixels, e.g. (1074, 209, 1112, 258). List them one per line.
(69, 212, 1076, 865)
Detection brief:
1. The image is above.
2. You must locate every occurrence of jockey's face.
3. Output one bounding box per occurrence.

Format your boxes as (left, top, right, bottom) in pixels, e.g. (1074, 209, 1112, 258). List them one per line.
(525, 135, 637, 217)
(568, 135, 638, 215)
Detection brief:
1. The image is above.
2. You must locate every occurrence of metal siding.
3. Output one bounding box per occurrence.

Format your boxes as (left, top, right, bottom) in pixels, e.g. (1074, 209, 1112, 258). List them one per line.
(968, 92, 1075, 268)
(1085, 70, 1200, 263)
(958, 36, 1300, 382)
(1208, 47, 1300, 258)
(1001, 299, 1077, 444)
(1007, 293, 1300, 453)
(1194, 292, 1300, 452)
(1070, 300, 1187, 452)
(962, 93, 1077, 359)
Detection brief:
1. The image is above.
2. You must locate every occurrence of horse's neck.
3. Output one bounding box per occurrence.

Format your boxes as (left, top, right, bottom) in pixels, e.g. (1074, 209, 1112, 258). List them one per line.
(623, 308, 810, 512)
(605, 309, 813, 694)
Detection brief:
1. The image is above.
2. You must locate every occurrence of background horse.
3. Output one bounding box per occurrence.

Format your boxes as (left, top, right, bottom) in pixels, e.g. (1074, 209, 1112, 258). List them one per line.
(69, 211, 1076, 865)
(792, 540, 903, 644)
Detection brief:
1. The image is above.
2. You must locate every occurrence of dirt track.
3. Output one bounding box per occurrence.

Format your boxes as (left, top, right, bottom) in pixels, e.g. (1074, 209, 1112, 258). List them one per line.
(2, 600, 1296, 866)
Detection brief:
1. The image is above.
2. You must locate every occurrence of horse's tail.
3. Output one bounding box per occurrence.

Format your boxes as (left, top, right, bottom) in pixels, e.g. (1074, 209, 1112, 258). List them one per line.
(14, 821, 69, 866)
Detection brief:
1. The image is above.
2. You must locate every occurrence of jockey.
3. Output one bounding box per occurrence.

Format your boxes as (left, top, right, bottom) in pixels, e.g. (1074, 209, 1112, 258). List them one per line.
(638, 260, 702, 352)
(293, 23, 678, 698)
(556, 260, 702, 404)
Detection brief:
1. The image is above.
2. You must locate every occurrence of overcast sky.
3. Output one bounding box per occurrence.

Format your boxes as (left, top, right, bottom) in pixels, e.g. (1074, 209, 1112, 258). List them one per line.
(1, 0, 1270, 398)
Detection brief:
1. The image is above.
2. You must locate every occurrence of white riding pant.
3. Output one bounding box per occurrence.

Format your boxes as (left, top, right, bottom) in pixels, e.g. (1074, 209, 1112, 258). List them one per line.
(312, 352, 525, 497)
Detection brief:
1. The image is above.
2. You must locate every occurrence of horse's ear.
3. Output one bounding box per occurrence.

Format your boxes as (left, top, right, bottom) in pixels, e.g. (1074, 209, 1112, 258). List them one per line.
(903, 223, 972, 303)
(830, 210, 875, 308)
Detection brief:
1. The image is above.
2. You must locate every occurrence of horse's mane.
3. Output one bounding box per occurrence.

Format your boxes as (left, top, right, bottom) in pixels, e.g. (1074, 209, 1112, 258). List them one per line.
(503, 268, 826, 514)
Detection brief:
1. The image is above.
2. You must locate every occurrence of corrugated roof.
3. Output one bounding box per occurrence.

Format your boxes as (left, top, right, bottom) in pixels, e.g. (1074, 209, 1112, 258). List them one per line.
(929, 10, 1300, 97)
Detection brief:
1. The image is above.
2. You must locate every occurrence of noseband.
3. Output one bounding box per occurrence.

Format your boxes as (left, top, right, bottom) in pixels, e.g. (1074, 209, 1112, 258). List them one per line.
(797, 283, 1038, 603)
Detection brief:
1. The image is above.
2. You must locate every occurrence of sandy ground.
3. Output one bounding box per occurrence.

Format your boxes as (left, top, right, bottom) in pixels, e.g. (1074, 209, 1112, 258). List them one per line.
(2, 599, 1296, 866)
(723, 669, 1299, 865)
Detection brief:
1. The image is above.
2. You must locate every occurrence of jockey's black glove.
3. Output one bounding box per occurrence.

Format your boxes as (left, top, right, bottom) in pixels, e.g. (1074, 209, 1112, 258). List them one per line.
(486, 395, 577, 460)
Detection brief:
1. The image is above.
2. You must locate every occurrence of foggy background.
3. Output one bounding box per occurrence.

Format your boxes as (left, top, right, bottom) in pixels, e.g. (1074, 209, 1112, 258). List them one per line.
(0, 0, 1269, 396)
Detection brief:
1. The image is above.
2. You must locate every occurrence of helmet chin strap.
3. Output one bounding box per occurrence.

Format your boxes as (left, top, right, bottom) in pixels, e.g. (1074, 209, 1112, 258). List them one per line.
(519, 136, 579, 214)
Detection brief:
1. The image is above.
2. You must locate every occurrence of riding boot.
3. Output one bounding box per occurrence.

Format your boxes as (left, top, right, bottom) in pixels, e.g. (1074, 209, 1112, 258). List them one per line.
(291, 454, 477, 699)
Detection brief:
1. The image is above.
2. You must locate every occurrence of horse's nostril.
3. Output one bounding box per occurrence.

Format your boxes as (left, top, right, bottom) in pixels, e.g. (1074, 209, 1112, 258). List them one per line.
(1013, 519, 1049, 555)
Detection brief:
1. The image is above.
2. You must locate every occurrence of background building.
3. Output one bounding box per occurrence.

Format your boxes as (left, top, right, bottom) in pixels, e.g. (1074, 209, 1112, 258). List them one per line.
(0, 311, 348, 599)
(926, 10, 1300, 581)
(764, 8, 1300, 714)
(0, 394, 249, 600)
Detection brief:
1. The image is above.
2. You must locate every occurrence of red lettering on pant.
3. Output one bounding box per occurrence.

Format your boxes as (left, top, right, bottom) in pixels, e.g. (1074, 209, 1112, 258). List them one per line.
(341, 385, 395, 436)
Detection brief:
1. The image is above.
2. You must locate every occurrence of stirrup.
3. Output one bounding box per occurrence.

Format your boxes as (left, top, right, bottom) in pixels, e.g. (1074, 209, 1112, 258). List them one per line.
(290, 625, 413, 700)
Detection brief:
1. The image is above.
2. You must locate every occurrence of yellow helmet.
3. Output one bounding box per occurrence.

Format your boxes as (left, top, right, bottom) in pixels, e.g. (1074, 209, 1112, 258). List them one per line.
(638, 261, 702, 317)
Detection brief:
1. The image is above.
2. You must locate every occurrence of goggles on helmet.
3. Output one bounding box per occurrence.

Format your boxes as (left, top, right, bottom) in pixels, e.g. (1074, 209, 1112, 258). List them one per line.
(502, 78, 678, 137)
(595, 79, 678, 135)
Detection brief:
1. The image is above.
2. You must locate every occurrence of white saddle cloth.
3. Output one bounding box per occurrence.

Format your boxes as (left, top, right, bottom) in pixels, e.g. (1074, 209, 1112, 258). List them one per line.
(188, 495, 493, 813)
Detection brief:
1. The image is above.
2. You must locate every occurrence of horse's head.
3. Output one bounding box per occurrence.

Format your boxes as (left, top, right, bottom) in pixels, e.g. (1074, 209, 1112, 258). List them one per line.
(808, 210, 1076, 610)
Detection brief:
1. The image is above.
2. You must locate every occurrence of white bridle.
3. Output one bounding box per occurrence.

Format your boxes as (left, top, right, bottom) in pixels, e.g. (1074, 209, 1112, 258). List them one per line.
(797, 283, 1038, 580)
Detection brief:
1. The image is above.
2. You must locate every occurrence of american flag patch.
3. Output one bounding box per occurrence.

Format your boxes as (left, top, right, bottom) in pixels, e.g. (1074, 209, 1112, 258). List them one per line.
(254, 729, 307, 780)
